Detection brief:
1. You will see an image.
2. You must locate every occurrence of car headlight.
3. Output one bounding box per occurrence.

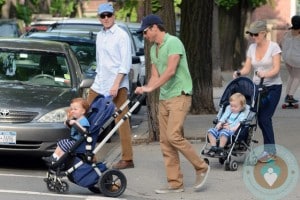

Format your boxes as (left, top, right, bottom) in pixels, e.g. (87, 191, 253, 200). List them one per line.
(38, 108, 68, 122)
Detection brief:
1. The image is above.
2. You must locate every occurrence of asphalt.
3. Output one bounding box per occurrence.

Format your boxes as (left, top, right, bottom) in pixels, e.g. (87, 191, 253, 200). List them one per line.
(95, 68, 300, 200)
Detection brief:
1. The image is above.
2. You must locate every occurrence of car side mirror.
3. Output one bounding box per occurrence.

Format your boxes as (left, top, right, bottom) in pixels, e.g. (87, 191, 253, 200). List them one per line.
(79, 78, 94, 88)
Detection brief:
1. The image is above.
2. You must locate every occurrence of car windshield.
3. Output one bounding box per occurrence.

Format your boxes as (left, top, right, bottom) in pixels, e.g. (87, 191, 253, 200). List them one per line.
(0, 23, 19, 37)
(0, 50, 71, 87)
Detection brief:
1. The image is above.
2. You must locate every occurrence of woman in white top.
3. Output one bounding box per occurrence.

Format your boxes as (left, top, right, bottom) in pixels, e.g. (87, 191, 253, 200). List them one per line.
(233, 20, 282, 163)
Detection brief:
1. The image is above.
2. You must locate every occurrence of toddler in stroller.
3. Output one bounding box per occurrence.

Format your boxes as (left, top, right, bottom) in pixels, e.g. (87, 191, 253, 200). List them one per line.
(206, 93, 249, 157)
(201, 77, 258, 171)
(42, 98, 90, 165)
(42, 94, 142, 197)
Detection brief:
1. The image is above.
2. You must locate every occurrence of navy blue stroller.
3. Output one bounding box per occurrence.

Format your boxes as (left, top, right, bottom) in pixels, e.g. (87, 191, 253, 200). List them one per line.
(44, 94, 145, 197)
(201, 77, 260, 171)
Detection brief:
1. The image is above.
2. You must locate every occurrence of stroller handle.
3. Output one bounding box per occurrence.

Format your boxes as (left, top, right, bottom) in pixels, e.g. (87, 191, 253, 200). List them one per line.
(258, 77, 265, 91)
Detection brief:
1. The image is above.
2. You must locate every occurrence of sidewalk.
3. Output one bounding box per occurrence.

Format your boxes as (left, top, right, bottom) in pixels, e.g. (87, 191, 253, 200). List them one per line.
(97, 69, 300, 200)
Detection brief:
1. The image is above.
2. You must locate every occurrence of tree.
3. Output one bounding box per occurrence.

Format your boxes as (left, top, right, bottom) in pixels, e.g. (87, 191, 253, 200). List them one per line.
(1, 0, 17, 18)
(216, 0, 272, 71)
(181, 0, 215, 114)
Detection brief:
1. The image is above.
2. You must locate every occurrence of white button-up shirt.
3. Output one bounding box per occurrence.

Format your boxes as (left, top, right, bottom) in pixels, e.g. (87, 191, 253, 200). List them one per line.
(91, 24, 131, 96)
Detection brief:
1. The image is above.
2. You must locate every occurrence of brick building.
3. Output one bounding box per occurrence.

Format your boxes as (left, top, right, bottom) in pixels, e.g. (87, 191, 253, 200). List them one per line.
(251, 0, 299, 43)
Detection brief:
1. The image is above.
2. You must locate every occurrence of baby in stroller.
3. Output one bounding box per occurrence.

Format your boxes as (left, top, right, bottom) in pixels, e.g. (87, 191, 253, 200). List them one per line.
(207, 93, 248, 157)
(201, 76, 258, 171)
(42, 94, 130, 197)
(42, 98, 90, 165)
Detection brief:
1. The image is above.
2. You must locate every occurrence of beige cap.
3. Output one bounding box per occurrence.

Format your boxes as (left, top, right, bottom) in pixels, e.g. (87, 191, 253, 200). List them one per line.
(246, 20, 267, 34)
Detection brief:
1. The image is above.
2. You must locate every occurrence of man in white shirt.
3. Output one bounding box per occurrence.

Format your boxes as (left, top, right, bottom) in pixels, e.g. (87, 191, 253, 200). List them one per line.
(87, 3, 134, 169)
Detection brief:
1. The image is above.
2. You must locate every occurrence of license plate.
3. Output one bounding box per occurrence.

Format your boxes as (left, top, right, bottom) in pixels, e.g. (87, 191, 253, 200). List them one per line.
(0, 131, 16, 144)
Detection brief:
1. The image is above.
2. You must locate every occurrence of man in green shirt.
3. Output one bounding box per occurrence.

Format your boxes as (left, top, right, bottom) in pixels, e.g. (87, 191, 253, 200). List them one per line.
(135, 14, 210, 194)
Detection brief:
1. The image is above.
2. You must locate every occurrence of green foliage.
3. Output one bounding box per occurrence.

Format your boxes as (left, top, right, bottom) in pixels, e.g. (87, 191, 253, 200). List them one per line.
(16, 3, 32, 25)
(0, 0, 5, 6)
(215, 0, 270, 10)
(151, 0, 162, 13)
(115, 0, 139, 22)
(215, 0, 238, 10)
(50, 0, 75, 17)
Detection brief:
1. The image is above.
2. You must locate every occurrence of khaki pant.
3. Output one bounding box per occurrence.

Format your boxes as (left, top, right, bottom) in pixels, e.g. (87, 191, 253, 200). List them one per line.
(87, 88, 133, 161)
(159, 95, 208, 188)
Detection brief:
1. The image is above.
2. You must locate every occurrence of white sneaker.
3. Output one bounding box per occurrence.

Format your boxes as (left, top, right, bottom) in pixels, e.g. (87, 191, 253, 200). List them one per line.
(194, 165, 210, 190)
(155, 186, 184, 194)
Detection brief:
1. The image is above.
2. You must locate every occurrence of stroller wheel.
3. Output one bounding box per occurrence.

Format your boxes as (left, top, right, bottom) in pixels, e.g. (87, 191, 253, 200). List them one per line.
(46, 179, 56, 192)
(88, 185, 101, 194)
(99, 169, 127, 197)
(203, 158, 209, 165)
(55, 180, 69, 193)
(229, 160, 238, 171)
(224, 160, 231, 171)
(219, 157, 225, 165)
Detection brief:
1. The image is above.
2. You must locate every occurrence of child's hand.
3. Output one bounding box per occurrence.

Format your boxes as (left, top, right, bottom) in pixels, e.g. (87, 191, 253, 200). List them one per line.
(66, 108, 72, 119)
(68, 119, 76, 125)
(216, 122, 223, 130)
(223, 123, 230, 130)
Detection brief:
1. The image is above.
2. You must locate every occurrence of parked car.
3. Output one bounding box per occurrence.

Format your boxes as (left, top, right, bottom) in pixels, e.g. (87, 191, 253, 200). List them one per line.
(125, 22, 146, 111)
(0, 19, 25, 37)
(0, 38, 93, 156)
(22, 31, 97, 78)
(126, 22, 145, 86)
(45, 18, 144, 113)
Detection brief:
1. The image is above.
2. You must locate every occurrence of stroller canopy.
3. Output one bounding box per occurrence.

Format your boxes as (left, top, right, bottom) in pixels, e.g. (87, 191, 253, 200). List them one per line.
(219, 77, 257, 109)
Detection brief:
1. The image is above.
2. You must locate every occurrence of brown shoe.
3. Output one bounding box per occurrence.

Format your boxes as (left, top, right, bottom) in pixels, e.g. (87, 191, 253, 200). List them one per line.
(112, 160, 134, 169)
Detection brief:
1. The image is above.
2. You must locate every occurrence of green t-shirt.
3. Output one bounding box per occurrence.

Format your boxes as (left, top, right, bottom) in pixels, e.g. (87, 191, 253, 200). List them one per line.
(150, 33, 193, 100)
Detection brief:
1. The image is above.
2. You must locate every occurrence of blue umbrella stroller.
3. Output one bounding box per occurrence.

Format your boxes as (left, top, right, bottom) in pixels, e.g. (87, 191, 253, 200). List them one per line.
(201, 77, 261, 171)
(43, 94, 145, 197)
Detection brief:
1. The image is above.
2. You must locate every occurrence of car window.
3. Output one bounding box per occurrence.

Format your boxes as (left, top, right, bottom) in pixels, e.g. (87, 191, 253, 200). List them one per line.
(0, 50, 71, 87)
(68, 42, 96, 77)
(131, 32, 144, 52)
(48, 22, 137, 55)
(0, 23, 20, 37)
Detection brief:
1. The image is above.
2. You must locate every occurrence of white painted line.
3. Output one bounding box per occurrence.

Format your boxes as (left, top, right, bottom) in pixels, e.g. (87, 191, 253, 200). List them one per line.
(0, 173, 45, 179)
(0, 189, 126, 200)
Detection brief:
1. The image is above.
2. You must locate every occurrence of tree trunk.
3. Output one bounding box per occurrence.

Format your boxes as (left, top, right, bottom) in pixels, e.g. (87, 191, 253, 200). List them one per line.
(144, 0, 159, 141)
(1, 0, 17, 18)
(212, 2, 222, 87)
(143, 0, 177, 141)
(219, 0, 251, 71)
(181, 0, 215, 114)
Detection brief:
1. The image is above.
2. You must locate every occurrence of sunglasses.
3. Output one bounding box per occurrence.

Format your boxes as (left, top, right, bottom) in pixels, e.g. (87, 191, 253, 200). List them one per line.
(99, 13, 113, 19)
(143, 26, 152, 35)
(249, 33, 259, 37)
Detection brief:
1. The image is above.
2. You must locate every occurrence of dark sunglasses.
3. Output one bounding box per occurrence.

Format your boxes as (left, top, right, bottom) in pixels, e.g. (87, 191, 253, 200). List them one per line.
(249, 33, 259, 37)
(99, 13, 113, 19)
(143, 26, 153, 35)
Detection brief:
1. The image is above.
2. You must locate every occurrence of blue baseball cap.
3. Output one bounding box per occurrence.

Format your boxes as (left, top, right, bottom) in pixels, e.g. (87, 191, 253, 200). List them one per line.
(136, 14, 163, 33)
(98, 3, 114, 15)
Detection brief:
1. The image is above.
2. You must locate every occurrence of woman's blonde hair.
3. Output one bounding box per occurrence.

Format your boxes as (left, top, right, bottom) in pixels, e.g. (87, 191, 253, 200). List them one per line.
(229, 93, 246, 109)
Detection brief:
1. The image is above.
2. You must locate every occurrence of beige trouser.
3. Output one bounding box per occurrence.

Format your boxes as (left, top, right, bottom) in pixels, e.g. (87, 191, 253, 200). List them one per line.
(285, 64, 300, 96)
(87, 88, 133, 161)
(158, 95, 208, 188)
